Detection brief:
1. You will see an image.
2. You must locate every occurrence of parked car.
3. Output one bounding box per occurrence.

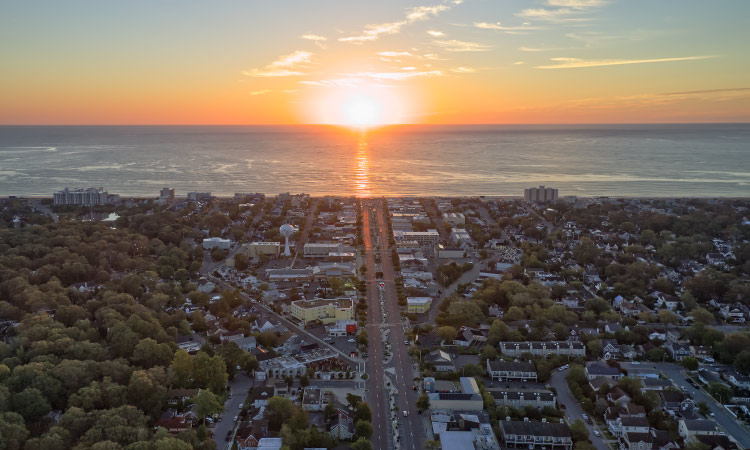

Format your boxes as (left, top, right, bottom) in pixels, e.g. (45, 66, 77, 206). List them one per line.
(593, 430, 601, 437)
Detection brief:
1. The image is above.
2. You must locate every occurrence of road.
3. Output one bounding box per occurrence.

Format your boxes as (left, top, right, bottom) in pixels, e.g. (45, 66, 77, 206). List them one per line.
(212, 372, 255, 449)
(369, 199, 427, 450)
(291, 198, 319, 268)
(550, 369, 611, 450)
(29, 199, 59, 223)
(421, 262, 482, 325)
(362, 202, 390, 450)
(646, 362, 750, 449)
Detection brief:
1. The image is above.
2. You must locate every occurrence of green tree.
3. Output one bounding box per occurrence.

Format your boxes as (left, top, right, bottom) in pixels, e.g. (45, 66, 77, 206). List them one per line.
(416, 393, 431, 412)
(569, 419, 589, 442)
(355, 401, 372, 422)
(264, 396, 294, 432)
(169, 349, 194, 388)
(191, 390, 224, 425)
(681, 357, 700, 371)
(350, 437, 373, 450)
(0, 412, 29, 450)
(707, 382, 732, 403)
(354, 419, 373, 439)
(690, 307, 714, 325)
(11, 387, 51, 422)
(437, 326, 457, 344)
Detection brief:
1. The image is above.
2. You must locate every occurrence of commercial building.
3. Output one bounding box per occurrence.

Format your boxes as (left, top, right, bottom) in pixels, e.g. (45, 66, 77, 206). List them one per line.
(53, 187, 119, 206)
(187, 191, 211, 201)
(498, 341, 586, 358)
(394, 230, 441, 246)
(498, 419, 572, 450)
(290, 298, 353, 324)
(304, 242, 342, 258)
(486, 361, 538, 382)
(202, 237, 231, 250)
(442, 212, 466, 226)
(427, 377, 483, 411)
(266, 268, 313, 282)
(450, 228, 472, 246)
(407, 297, 432, 314)
(524, 185, 559, 204)
(243, 242, 281, 258)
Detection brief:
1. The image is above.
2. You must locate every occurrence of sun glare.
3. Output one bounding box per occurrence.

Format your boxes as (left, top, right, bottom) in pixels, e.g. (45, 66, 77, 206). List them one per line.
(344, 95, 382, 127)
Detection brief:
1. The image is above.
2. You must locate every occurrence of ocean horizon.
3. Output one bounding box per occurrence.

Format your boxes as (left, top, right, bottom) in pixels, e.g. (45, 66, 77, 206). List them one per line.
(1, 123, 748, 198)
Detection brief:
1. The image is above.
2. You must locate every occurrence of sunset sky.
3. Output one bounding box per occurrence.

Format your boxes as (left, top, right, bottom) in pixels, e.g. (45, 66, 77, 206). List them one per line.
(1, 0, 749, 125)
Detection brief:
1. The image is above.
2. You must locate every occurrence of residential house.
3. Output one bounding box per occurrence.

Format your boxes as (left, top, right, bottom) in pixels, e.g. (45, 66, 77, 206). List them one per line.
(497, 341, 586, 359)
(669, 343, 691, 362)
(489, 389, 556, 409)
(424, 350, 456, 372)
(678, 419, 720, 440)
(585, 363, 622, 381)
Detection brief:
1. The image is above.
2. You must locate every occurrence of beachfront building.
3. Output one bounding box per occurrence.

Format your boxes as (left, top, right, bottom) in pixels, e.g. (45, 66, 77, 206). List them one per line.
(53, 187, 119, 206)
(524, 185, 559, 204)
(304, 242, 342, 258)
(243, 242, 281, 258)
(407, 297, 432, 314)
(290, 298, 353, 324)
(202, 237, 231, 250)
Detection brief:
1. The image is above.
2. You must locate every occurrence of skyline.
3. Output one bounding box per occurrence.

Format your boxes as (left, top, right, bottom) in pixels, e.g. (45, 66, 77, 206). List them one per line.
(1, 0, 749, 125)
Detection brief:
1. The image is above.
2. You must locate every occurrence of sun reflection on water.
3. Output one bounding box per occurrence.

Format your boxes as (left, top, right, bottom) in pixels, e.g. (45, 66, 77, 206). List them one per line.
(355, 135, 371, 197)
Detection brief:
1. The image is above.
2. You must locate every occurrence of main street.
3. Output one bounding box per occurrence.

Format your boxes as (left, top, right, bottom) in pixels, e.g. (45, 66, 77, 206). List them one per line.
(362, 202, 390, 449)
(371, 200, 426, 450)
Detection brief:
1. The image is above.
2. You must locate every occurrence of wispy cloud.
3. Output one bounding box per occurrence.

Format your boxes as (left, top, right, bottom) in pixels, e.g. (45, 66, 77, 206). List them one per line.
(427, 30, 445, 36)
(433, 39, 491, 52)
(451, 67, 475, 73)
(250, 89, 271, 96)
(537, 55, 717, 69)
(473, 21, 540, 33)
(513, 61, 526, 65)
(301, 34, 327, 41)
(518, 0, 606, 22)
(661, 87, 750, 96)
(243, 51, 313, 77)
(353, 70, 443, 80)
(378, 51, 414, 57)
(340, 2, 460, 43)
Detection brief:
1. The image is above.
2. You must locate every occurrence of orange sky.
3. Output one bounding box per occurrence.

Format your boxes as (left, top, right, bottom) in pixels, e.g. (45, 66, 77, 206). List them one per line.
(1, 0, 748, 124)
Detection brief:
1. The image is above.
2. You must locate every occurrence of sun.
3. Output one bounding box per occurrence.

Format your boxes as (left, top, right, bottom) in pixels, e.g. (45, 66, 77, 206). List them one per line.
(342, 94, 383, 128)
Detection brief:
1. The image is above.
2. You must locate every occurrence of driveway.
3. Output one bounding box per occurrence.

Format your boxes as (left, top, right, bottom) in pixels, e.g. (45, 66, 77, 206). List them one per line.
(550, 368, 611, 450)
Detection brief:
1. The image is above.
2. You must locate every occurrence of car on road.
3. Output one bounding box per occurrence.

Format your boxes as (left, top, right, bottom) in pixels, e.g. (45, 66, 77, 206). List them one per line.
(238, 403, 243, 409)
(404, 340, 409, 345)
(347, 338, 356, 343)
(233, 416, 238, 422)
(402, 410, 408, 417)
(581, 414, 588, 421)
(593, 430, 601, 437)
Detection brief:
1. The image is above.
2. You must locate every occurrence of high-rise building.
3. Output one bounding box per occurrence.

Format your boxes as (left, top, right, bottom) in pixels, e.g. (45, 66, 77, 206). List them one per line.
(187, 191, 211, 201)
(524, 185, 558, 203)
(53, 187, 119, 206)
(159, 187, 175, 201)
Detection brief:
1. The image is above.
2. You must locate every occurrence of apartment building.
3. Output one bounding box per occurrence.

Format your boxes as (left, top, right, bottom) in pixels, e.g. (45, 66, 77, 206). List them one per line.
(486, 360, 538, 382)
(53, 187, 119, 206)
(290, 298, 353, 324)
(489, 389, 556, 409)
(524, 185, 559, 204)
(498, 419, 572, 450)
(498, 341, 586, 358)
(394, 230, 441, 246)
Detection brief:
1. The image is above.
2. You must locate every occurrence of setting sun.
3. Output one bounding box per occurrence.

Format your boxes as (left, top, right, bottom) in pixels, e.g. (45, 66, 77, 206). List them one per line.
(343, 94, 382, 127)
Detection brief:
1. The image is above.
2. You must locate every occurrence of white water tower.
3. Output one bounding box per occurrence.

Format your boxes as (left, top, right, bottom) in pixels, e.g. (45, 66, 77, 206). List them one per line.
(280, 224, 294, 257)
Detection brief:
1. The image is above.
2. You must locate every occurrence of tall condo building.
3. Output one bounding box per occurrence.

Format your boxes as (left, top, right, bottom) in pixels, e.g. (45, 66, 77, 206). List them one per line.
(53, 187, 119, 206)
(524, 185, 558, 203)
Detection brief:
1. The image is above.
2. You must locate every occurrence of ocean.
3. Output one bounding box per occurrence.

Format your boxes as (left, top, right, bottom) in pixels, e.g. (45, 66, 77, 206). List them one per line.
(0, 124, 748, 198)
